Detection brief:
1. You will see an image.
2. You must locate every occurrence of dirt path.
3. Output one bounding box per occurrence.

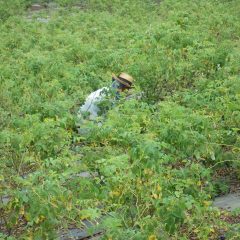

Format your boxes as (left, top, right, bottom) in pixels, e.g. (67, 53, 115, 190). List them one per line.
(213, 191, 240, 211)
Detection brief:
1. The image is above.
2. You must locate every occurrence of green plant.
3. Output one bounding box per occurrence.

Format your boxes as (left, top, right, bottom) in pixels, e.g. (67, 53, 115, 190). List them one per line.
(0, 0, 239, 239)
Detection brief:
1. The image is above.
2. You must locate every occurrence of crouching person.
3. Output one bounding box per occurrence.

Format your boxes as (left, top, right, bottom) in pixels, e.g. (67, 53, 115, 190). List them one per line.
(77, 72, 134, 134)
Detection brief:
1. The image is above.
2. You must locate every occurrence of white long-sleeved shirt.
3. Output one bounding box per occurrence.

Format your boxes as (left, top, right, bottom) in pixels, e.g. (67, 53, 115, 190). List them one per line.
(78, 87, 109, 120)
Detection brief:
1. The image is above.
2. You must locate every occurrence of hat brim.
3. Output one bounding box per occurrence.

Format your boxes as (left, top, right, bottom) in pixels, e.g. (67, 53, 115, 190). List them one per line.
(112, 73, 133, 88)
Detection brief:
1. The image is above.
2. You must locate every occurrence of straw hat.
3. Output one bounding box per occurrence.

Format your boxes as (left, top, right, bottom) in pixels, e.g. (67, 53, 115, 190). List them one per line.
(112, 72, 134, 88)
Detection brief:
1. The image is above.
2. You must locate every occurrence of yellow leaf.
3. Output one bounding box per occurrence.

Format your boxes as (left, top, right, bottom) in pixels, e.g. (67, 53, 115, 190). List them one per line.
(210, 227, 215, 233)
(35, 217, 40, 224)
(157, 185, 162, 192)
(19, 206, 24, 215)
(80, 215, 88, 220)
(148, 234, 157, 240)
(203, 201, 211, 207)
(152, 193, 158, 199)
(112, 191, 120, 197)
(24, 213, 31, 222)
(193, 228, 199, 233)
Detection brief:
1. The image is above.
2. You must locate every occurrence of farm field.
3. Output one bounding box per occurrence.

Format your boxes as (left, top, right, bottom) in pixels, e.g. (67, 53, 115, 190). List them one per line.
(0, 0, 240, 239)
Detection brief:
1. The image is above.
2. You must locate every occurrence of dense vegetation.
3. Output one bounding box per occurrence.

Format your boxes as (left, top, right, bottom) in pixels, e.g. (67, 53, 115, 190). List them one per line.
(0, 0, 239, 239)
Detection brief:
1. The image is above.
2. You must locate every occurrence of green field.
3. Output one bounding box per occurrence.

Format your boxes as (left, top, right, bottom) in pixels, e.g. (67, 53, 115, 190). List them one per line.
(0, 0, 240, 239)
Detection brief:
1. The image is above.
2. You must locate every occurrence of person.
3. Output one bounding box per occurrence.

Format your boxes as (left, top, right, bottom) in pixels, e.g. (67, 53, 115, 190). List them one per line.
(77, 72, 134, 122)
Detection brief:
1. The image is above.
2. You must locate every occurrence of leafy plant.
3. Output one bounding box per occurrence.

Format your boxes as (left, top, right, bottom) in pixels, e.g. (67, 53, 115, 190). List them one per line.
(0, 0, 239, 239)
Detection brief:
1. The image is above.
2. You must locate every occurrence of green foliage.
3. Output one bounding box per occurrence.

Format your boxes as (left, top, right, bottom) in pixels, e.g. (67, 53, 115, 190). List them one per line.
(0, 0, 239, 239)
(0, 0, 26, 21)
